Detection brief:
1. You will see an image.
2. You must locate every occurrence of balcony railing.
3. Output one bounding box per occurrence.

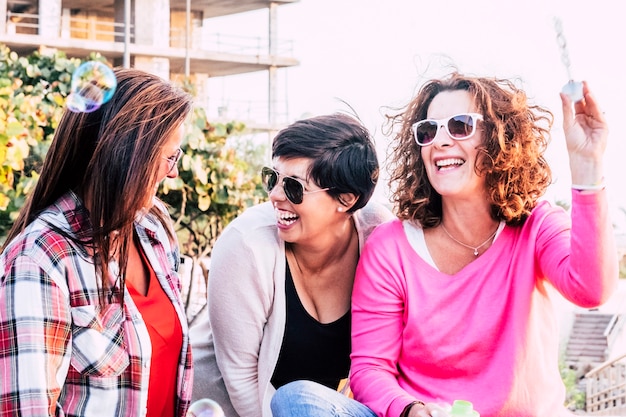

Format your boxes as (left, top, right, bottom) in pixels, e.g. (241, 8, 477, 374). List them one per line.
(208, 99, 291, 128)
(6, 11, 132, 40)
(4, 11, 294, 58)
(170, 28, 294, 57)
(586, 353, 626, 415)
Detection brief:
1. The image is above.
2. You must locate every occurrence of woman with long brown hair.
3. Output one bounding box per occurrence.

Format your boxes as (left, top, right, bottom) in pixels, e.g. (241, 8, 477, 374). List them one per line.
(0, 67, 194, 416)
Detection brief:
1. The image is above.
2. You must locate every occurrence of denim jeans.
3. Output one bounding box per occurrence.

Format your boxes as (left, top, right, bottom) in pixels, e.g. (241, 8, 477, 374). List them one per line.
(270, 380, 377, 417)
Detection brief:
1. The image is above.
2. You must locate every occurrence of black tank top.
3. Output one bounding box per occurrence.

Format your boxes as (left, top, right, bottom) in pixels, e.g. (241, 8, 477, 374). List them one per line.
(270, 260, 351, 390)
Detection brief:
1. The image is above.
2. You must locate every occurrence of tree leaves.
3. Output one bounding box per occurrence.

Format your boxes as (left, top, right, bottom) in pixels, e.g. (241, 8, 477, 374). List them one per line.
(0, 45, 267, 259)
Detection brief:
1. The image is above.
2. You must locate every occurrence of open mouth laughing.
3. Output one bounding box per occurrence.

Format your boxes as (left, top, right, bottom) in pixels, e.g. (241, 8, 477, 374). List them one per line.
(436, 158, 465, 171)
(275, 208, 299, 226)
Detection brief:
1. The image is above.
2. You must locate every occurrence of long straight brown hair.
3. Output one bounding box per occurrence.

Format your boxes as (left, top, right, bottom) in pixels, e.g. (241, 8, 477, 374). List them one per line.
(3, 67, 193, 304)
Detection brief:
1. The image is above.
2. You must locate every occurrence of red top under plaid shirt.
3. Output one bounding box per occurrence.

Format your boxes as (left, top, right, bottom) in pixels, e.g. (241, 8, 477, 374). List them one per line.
(0, 191, 193, 417)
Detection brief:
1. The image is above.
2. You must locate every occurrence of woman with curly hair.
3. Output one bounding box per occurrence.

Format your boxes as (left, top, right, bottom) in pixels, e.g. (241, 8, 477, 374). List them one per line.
(271, 73, 618, 417)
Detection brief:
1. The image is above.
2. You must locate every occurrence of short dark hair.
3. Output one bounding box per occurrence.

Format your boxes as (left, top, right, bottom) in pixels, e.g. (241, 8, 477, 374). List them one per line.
(272, 113, 379, 213)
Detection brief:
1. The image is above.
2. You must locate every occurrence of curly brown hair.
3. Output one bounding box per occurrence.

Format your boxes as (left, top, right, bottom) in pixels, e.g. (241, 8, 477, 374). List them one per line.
(386, 72, 553, 227)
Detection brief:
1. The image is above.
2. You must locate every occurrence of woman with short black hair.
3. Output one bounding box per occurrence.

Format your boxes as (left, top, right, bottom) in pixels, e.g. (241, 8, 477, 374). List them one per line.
(190, 113, 394, 417)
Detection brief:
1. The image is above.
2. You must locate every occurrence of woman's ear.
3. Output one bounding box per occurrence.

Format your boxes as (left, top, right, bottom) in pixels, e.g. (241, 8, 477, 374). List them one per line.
(338, 193, 358, 212)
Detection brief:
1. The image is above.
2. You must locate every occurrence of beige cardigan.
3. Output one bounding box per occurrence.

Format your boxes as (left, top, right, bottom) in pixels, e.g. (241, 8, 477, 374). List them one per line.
(189, 200, 394, 417)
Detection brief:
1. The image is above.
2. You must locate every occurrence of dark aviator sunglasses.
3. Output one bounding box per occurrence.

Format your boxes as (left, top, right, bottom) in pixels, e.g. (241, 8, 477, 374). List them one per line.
(261, 167, 330, 204)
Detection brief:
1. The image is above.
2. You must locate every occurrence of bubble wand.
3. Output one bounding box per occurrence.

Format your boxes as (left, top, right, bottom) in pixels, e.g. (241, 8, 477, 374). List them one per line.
(553, 17, 583, 102)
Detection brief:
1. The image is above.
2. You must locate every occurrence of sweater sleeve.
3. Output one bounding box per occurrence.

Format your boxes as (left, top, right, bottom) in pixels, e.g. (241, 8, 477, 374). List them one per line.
(350, 221, 417, 417)
(208, 223, 276, 417)
(537, 190, 618, 307)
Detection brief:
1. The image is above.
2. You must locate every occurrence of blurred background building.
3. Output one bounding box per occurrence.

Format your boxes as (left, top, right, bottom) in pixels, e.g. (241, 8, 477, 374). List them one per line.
(0, 0, 299, 132)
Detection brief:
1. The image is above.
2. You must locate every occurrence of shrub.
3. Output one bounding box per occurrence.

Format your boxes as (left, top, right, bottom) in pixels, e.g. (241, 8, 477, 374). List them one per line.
(0, 44, 266, 262)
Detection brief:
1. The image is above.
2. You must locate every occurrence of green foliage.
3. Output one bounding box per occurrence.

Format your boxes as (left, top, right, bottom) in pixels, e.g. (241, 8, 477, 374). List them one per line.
(554, 199, 571, 212)
(0, 45, 266, 257)
(560, 357, 586, 411)
(159, 106, 267, 259)
(0, 45, 78, 236)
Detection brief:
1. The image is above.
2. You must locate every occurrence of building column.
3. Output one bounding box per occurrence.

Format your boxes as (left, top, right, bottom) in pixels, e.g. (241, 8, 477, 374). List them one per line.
(133, 0, 169, 46)
(268, 3, 278, 127)
(60, 8, 71, 38)
(39, 0, 62, 37)
(134, 57, 170, 80)
(132, 0, 170, 78)
(194, 73, 209, 110)
(0, 0, 7, 35)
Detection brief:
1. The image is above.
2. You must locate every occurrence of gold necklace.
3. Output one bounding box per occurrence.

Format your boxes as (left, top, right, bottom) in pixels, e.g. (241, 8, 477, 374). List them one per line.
(440, 223, 498, 256)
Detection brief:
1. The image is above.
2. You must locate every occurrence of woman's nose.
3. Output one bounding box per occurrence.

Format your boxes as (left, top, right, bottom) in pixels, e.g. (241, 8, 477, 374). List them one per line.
(167, 165, 179, 178)
(433, 125, 454, 146)
(269, 180, 287, 201)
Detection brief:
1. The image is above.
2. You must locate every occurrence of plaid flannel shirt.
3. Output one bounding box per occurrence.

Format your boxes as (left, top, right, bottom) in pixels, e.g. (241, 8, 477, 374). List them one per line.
(0, 191, 193, 417)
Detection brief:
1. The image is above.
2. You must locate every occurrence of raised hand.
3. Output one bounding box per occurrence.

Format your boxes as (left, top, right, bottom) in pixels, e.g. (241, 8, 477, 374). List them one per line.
(560, 80, 607, 186)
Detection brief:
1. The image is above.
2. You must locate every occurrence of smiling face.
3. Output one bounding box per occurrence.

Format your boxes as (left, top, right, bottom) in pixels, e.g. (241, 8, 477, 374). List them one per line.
(420, 90, 486, 200)
(269, 157, 342, 245)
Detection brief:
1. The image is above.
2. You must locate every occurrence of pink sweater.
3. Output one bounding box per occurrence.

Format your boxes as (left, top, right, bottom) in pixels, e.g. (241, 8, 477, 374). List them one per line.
(350, 191, 618, 417)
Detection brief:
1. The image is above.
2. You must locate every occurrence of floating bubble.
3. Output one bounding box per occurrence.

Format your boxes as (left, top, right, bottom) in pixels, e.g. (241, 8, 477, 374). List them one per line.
(66, 61, 117, 113)
(186, 399, 225, 417)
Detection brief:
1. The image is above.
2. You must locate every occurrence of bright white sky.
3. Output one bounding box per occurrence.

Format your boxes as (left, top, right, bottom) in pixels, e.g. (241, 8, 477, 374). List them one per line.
(206, 0, 626, 231)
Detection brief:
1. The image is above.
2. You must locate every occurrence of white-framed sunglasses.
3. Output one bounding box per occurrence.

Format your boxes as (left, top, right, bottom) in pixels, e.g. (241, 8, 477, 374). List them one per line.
(411, 113, 484, 146)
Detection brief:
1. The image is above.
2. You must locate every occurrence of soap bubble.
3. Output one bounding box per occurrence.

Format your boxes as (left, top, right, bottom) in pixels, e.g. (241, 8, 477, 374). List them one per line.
(66, 61, 117, 113)
(186, 399, 225, 417)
